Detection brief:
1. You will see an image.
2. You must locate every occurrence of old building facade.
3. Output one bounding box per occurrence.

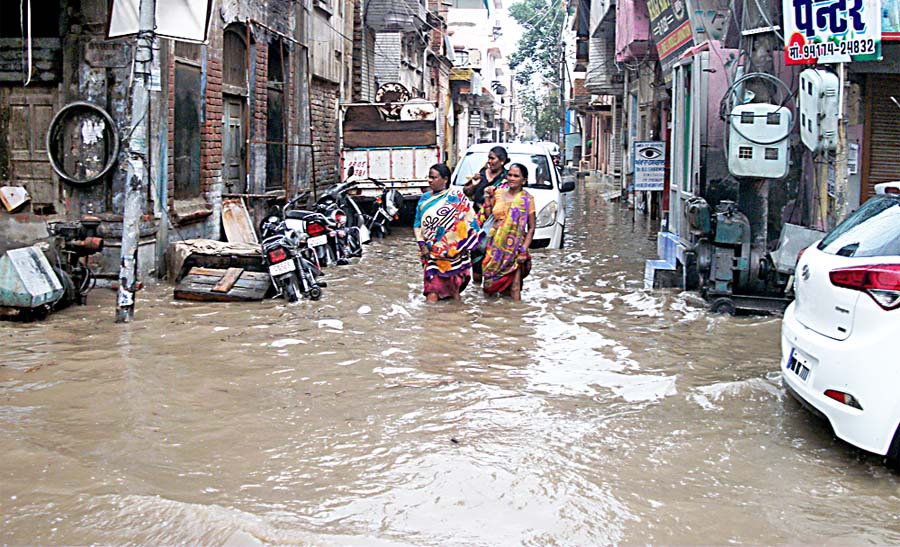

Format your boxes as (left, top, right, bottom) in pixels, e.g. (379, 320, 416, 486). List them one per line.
(0, 0, 350, 281)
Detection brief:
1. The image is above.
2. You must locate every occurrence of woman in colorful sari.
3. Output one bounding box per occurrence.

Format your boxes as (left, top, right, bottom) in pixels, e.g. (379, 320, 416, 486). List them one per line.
(413, 163, 482, 302)
(481, 163, 536, 301)
(464, 146, 509, 284)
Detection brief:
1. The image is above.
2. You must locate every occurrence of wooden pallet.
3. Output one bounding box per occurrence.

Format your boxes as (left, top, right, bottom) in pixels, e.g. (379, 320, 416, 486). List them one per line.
(174, 267, 271, 302)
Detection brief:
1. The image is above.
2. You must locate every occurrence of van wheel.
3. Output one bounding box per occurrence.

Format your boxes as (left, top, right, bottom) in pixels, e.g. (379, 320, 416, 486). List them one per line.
(886, 426, 900, 472)
(710, 297, 736, 315)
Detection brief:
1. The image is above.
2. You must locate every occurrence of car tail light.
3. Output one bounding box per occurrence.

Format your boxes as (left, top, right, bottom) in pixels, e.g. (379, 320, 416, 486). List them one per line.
(886, 187, 900, 195)
(829, 264, 900, 310)
(268, 248, 287, 263)
(307, 222, 326, 237)
(824, 389, 863, 410)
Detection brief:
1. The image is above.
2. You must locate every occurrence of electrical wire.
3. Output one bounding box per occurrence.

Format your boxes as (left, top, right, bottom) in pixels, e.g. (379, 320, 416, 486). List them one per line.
(720, 71, 795, 146)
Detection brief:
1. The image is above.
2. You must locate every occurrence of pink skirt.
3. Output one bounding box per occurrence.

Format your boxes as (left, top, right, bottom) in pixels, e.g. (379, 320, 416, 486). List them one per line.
(423, 271, 471, 299)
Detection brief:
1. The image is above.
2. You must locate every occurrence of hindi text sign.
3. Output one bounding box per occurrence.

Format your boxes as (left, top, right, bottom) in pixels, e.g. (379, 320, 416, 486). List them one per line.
(782, 0, 882, 64)
(647, 0, 694, 85)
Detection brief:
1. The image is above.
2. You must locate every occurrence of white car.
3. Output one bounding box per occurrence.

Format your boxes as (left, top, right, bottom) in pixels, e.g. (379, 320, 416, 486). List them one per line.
(451, 143, 574, 249)
(874, 181, 900, 195)
(781, 194, 900, 469)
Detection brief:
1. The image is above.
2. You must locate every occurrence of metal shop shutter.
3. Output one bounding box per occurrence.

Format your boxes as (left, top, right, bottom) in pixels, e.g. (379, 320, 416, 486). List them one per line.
(862, 74, 900, 201)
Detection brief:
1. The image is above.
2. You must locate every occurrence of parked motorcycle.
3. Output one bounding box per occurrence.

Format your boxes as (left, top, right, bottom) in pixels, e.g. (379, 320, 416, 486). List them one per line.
(47, 217, 104, 308)
(259, 197, 324, 302)
(313, 182, 367, 264)
(366, 179, 404, 238)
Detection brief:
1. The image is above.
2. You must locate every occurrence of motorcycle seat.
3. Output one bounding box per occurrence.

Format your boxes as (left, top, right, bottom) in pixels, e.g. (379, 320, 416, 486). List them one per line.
(285, 210, 318, 221)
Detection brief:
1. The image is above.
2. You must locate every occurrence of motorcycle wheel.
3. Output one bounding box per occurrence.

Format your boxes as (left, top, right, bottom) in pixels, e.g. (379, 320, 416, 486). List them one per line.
(308, 286, 322, 300)
(348, 230, 363, 257)
(283, 276, 302, 303)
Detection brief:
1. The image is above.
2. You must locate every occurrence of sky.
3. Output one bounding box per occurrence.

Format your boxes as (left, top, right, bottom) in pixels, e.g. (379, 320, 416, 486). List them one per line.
(495, 8, 524, 58)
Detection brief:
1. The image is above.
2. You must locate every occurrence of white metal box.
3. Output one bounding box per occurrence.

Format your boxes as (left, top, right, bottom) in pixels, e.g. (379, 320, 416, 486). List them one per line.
(799, 68, 840, 153)
(727, 103, 792, 179)
(0, 246, 63, 308)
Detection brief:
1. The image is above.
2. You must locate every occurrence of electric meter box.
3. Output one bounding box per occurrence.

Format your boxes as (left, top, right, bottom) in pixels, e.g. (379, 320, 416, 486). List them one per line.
(799, 68, 839, 153)
(727, 103, 792, 179)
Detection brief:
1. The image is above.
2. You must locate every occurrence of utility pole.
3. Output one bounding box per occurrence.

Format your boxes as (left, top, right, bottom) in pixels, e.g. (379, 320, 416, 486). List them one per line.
(115, 0, 156, 323)
(558, 41, 566, 158)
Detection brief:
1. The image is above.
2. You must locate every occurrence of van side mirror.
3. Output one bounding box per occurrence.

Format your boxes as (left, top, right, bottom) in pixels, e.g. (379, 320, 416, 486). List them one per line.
(560, 180, 575, 193)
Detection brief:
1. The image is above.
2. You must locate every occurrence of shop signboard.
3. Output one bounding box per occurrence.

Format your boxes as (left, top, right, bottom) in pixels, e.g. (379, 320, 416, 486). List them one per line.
(885, 0, 900, 39)
(634, 141, 666, 192)
(782, 0, 883, 64)
(648, 0, 694, 85)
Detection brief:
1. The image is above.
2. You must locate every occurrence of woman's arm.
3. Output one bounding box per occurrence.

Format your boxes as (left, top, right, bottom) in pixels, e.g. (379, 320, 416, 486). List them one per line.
(520, 208, 536, 260)
(477, 187, 497, 225)
(413, 195, 428, 256)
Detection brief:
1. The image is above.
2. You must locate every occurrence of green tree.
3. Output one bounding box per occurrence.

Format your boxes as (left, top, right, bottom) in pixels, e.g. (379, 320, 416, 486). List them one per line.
(508, 0, 567, 139)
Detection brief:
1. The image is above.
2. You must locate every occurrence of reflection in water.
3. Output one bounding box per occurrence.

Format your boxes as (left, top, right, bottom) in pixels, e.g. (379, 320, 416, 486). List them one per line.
(3, 181, 900, 545)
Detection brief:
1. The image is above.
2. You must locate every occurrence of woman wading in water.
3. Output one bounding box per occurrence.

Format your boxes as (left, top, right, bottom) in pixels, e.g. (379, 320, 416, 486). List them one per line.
(413, 164, 482, 302)
(480, 163, 535, 301)
(463, 146, 508, 283)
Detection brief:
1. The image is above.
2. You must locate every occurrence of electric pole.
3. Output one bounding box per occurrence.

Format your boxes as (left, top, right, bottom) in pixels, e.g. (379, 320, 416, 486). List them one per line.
(558, 41, 566, 158)
(115, 0, 155, 323)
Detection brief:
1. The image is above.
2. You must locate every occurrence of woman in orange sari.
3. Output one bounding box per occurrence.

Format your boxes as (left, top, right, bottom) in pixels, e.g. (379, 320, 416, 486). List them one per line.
(481, 163, 536, 300)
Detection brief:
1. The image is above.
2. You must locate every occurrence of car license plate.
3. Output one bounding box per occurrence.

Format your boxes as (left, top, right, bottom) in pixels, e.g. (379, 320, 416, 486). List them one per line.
(307, 234, 328, 248)
(268, 259, 296, 276)
(786, 348, 811, 382)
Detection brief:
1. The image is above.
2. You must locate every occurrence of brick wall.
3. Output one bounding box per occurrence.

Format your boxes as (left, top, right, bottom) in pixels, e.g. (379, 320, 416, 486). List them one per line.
(310, 76, 339, 190)
(202, 48, 224, 196)
(252, 39, 269, 192)
(167, 47, 175, 211)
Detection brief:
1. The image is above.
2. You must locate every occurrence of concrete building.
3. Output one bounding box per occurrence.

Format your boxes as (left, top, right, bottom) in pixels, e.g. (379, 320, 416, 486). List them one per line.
(446, 0, 515, 162)
(573, 0, 900, 307)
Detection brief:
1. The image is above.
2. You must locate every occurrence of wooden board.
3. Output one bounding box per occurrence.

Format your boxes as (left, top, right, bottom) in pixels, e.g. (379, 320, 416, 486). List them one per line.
(212, 267, 244, 293)
(222, 198, 258, 244)
(174, 267, 270, 302)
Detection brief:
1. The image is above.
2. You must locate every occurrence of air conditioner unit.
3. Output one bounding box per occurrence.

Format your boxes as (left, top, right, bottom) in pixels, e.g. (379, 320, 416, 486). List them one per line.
(799, 68, 839, 153)
(727, 103, 792, 179)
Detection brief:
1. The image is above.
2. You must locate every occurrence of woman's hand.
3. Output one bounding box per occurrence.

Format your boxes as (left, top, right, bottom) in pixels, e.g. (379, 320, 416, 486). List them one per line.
(516, 251, 528, 264)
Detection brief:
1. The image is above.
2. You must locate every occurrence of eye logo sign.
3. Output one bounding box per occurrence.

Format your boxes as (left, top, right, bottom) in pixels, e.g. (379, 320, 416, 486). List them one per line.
(633, 141, 666, 192)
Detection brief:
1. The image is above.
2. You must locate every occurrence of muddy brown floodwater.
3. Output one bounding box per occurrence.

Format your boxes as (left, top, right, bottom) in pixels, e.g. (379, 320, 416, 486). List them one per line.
(3, 181, 900, 546)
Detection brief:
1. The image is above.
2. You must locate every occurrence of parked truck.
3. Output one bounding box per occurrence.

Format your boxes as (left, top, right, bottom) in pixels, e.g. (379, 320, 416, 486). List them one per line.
(339, 98, 441, 221)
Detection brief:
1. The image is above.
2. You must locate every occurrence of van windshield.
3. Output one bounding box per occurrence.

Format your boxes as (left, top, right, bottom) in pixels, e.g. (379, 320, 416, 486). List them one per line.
(451, 152, 555, 189)
(818, 196, 900, 257)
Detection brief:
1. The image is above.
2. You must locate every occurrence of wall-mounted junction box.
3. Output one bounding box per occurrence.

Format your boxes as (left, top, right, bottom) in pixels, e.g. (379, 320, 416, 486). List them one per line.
(799, 68, 840, 153)
(727, 103, 792, 179)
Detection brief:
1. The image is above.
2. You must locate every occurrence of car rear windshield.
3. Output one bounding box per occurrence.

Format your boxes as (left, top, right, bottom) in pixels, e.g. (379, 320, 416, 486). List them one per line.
(451, 152, 555, 189)
(817, 195, 900, 257)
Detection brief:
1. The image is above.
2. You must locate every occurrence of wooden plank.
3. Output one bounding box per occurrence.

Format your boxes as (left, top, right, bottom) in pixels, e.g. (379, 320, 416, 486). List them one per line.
(222, 198, 258, 244)
(211, 267, 244, 293)
(174, 267, 270, 302)
(185, 267, 269, 284)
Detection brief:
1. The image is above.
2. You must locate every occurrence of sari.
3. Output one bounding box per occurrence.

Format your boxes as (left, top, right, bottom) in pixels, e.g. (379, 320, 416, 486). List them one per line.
(482, 189, 533, 294)
(413, 187, 482, 298)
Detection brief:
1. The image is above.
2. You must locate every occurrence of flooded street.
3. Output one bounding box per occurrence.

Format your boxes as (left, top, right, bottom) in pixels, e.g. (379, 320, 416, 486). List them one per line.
(3, 180, 900, 546)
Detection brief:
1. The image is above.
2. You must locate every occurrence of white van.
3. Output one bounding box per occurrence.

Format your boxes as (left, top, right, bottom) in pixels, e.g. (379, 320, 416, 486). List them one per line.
(450, 143, 575, 249)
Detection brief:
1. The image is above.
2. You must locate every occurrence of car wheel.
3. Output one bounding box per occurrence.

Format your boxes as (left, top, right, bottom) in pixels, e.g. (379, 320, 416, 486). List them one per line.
(886, 425, 900, 472)
(559, 227, 566, 249)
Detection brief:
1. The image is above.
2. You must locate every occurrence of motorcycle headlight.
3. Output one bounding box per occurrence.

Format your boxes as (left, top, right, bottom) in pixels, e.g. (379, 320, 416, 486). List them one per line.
(536, 201, 558, 228)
